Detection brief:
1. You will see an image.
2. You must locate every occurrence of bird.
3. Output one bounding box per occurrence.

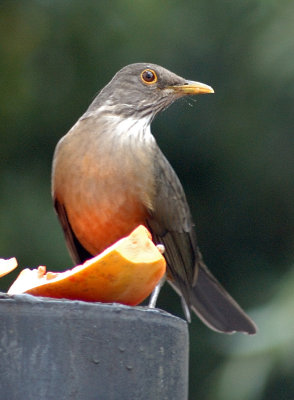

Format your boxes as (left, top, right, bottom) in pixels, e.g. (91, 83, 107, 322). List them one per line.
(52, 62, 257, 334)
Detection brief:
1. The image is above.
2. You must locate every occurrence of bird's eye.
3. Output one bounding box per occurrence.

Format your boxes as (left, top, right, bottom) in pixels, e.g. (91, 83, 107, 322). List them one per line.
(140, 69, 158, 85)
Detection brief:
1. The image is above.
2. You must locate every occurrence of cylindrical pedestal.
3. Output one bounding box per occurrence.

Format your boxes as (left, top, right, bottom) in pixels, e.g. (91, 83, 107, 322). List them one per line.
(0, 293, 189, 400)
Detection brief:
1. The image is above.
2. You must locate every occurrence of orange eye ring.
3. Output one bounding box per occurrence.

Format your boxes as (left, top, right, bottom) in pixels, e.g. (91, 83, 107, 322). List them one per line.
(140, 69, 158, 85)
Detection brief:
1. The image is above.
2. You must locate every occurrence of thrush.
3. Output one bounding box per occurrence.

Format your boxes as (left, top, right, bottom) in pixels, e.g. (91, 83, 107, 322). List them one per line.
(52, 63, 257, 334)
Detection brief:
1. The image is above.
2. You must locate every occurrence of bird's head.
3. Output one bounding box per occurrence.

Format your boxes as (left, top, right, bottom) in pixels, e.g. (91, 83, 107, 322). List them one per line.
(87, 63, 214, 121)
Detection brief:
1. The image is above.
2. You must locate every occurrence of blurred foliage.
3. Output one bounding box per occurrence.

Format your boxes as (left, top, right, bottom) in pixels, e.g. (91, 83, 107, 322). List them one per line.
(1, 1, 294, 399)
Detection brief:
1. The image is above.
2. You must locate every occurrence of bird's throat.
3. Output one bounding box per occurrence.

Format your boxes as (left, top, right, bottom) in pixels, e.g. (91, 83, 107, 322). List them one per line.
(100, 112, 154, 144)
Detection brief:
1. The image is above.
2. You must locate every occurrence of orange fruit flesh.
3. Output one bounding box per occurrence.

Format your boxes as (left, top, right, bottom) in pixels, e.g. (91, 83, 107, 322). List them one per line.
(7, 225, 166, 306)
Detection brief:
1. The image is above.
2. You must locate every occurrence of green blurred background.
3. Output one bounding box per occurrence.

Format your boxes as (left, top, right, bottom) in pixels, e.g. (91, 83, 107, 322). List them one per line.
(1, 1, 294, 398)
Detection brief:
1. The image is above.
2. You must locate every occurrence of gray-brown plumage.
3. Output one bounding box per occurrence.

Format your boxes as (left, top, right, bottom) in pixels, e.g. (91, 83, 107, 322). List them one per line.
(52, 63, 257, 334)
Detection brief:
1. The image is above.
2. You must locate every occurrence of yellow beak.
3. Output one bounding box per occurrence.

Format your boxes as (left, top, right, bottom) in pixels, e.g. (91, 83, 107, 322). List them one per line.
(169, 80, 214, 95)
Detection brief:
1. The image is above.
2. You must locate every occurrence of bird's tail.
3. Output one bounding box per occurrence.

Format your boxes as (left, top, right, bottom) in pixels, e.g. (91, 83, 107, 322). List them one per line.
(170, 263, 257, 334)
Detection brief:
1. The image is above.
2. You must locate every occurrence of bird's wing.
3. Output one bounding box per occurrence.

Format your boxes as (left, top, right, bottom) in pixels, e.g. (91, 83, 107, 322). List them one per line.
(146, 147, 200, 305)
(146, 147, 257, 334)
(54, 199, 92, 265)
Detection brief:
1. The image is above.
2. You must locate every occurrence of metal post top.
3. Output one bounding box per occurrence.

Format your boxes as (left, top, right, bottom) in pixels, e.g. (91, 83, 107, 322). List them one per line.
(0, 291, 187, 330)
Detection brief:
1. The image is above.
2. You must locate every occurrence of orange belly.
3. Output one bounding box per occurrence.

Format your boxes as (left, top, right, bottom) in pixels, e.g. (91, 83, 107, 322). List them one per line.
(64, 190, 149, 256)
(53, 126, 155, 257)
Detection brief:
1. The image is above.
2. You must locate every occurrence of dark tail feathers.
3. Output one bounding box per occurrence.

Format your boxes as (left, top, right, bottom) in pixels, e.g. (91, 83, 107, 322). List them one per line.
(170, 264, 257, 334)
(189, 265, 257, 334)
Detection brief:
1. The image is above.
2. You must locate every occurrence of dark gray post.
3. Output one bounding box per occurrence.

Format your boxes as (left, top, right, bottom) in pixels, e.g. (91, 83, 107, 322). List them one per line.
(0, 293, 189, 400)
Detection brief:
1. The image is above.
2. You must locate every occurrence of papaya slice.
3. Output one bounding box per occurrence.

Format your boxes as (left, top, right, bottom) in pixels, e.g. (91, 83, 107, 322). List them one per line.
(0, 257, 18, 278)
(8, 225, 166, 306)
